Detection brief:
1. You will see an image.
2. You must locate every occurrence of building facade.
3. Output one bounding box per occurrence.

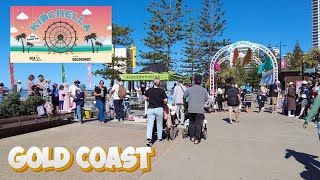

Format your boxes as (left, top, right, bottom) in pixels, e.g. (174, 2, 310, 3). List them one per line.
(312, 0, 320, 49)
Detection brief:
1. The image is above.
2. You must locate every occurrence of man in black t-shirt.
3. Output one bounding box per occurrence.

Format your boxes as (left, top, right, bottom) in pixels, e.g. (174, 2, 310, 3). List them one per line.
(145, 78, 168, 147)
(269, 81, 279, 114)
(94, 80, 108, 123)
(226, 82, 241, 124)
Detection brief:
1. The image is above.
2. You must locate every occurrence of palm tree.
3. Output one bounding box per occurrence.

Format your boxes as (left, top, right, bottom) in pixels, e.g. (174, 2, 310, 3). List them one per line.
(84, 33, 97, 53)
(15, 33, 26, 53)
(95, 41, 103, 53)
(27, 42, 34, 53)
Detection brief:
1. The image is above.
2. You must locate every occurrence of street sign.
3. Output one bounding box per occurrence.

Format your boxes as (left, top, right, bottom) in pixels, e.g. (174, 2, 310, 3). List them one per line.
(304, 68, 316, 74)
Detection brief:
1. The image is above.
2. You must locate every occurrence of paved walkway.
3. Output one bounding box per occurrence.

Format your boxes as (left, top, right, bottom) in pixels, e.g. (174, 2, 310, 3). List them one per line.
(0, 105, 319, 180)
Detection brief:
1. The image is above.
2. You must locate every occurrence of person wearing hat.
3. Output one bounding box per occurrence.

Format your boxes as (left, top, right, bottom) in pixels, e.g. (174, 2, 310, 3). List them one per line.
(69, 80, 81, 119)
(0, 83, 4, 103)
(183, 74, 209, 144)
(287, 82, 296, 117)
(297, 80, 310, 119)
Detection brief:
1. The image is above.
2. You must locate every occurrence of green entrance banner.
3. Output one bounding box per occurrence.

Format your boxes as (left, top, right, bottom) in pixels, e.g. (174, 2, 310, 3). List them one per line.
(120, 73, 170, 81)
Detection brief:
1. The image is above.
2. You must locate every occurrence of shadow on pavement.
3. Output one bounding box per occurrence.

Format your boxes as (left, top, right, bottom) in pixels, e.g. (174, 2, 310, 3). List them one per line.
(285, 149, 320, 180)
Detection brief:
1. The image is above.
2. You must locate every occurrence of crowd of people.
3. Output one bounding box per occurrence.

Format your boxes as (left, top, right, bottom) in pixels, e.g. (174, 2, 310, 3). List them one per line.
(2, 73, 320, 144)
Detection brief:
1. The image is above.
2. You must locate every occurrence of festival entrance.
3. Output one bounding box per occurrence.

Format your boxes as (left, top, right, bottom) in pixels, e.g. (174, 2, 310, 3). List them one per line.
(209, 41, 278, 93)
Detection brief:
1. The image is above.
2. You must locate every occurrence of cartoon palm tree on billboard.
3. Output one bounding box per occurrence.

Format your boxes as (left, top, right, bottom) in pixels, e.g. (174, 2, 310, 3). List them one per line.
(15, 33, 26, 53)
(27, 42, 34, 53)
(95, 41, 103, 53)
(84, 33, 97, 53)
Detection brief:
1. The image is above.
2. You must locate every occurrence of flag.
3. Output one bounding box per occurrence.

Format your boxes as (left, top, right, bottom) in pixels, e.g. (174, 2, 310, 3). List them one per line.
(214, 61, 221, 71)
(130, 46, 136, 68)
(62, 63, 67, 83)
(263, 57, 273, 72)
(281, 59, 286, 69)
(87, 63, 92, 89)
(232, 48, 239, 67)
(9, 58, 15, 91)
(243, 48, 252, 66)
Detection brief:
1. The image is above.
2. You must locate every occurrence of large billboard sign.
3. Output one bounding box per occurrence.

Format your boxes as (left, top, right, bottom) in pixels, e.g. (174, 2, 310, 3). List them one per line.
(10, 6, 112, 63)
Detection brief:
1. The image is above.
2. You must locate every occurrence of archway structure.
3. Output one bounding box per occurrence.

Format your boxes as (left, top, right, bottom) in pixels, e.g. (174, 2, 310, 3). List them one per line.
(210, 41, 278, 92)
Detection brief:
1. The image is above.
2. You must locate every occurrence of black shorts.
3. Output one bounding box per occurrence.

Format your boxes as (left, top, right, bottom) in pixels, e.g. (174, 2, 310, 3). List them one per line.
(245, 102, 251, 107)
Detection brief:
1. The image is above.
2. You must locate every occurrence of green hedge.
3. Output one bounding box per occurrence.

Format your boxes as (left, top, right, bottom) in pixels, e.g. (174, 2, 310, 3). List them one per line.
(0, 94, 45, 119)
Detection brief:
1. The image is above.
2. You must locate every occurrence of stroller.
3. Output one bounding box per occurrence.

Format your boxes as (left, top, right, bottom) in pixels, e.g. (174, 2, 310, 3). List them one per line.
(204, 98, 215, 113)
(152, 104, 179, 141)
(182, 119, 208, 140)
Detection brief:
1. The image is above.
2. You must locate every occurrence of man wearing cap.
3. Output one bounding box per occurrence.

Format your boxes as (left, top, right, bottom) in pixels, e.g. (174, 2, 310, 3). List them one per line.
(183, 74, 209, 144)
(69, 80, 80, 119)
(287, 82, 296, 117)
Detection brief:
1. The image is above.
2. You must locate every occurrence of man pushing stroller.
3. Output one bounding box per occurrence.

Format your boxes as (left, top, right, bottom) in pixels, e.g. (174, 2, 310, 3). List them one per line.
(183, 75, 209, 144)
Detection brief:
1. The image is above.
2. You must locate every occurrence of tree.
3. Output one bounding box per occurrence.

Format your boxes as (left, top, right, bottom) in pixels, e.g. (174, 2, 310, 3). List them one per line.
(95, 41, 103, 53)
(15, 33, 26, 53)
(181, 18, 201, 77)
(303, 49, 320, 68)
(244, 61, 261, 88)
(94, 24, 134, 87)
(197, 0, 229, 84)
(287, 42, 304, 70)
(141, 0, 185, 68)
(26, 42, 34, 53)
(84, 33, 97, 53)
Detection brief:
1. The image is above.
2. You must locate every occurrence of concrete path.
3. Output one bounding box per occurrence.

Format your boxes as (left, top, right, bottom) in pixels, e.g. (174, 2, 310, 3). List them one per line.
(0, 105, 319, 180)
(141, 109, 320, 180)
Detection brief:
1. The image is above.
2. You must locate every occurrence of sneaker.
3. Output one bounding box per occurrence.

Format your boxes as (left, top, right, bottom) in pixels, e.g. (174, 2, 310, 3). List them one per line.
(100, 121, 105, 124)
(78, 122, 83, 124)
(146, 139, 152, 147)
(157, 139, 162, 142)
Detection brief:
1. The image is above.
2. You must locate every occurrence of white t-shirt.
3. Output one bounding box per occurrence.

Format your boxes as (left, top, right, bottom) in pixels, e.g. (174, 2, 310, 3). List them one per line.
(68, 84, 78, 96)
(112, 83, 120, 100)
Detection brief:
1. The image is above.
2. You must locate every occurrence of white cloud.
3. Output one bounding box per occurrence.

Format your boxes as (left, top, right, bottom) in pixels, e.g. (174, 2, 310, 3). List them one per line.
(10, 27, 18, 33)
(17, 12, 28, 20)
(26, 33, 40, 43)
(102, 39, 112, 45)
(10, 36, 21, 46)
(82, 9, 92, 15)
(107, 25, 112, 31)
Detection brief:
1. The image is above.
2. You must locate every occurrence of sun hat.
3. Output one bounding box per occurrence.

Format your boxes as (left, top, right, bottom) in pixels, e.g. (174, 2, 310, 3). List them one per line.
(302, 80, 308, 85)
(17, 80, 21, 83)
(79, 84, 86, 91)
(289, 82, 294, 85)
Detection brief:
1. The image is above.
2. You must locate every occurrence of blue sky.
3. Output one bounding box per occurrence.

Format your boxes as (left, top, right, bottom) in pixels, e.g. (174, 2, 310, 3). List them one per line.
(0, 0, 312, 89)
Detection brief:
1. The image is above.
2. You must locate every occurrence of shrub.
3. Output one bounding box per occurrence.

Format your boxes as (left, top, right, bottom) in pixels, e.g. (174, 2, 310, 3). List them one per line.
(20, 96, 45, 116)
(0, 94, 45, 119)
(0, 94, 21, 119)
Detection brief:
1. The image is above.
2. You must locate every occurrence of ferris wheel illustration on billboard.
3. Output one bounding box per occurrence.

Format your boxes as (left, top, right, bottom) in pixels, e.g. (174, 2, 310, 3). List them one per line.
(44, 21, 78, 54)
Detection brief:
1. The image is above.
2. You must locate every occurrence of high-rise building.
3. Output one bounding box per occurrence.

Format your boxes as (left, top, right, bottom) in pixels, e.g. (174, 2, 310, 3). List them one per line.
(312, 0, 320, 49)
